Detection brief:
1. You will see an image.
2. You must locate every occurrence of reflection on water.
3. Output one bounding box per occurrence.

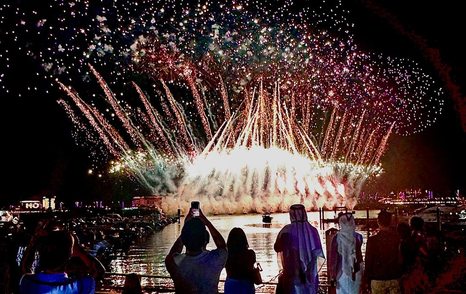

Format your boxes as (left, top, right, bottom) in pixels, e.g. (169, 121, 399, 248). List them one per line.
(109, 210, 379, 288)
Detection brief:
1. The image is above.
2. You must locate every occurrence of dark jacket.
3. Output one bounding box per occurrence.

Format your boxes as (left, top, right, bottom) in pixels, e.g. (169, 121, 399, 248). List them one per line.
(365, 229, 402, 282)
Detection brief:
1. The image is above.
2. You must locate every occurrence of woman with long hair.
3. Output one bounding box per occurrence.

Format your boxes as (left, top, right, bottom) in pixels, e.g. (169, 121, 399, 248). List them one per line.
(224, 227, 260, 294)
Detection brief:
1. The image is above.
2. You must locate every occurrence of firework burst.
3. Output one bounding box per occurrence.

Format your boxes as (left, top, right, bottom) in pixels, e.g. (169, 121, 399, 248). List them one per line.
(4, 0, 443, 214)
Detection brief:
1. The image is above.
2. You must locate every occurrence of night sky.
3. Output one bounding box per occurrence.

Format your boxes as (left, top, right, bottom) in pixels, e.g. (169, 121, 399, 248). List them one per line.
(0, 0, 464, 205)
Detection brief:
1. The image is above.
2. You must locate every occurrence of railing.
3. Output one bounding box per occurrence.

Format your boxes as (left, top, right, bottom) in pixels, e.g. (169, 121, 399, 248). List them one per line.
(98, 272, 333, 294)
(98, 272, 276, 293)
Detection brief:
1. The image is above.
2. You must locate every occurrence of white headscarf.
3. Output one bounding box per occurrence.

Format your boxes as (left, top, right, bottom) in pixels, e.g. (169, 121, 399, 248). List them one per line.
(337, 213, 356, 276)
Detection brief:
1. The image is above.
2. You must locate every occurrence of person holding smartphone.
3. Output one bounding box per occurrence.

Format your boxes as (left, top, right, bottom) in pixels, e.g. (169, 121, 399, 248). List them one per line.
(165, 203, 227, 294)
(191, 201, 200, 217)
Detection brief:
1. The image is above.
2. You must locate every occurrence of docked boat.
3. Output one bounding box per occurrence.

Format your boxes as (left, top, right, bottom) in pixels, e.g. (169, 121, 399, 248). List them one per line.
(262, 213, 273, 223)
(412, 204, 466, 224)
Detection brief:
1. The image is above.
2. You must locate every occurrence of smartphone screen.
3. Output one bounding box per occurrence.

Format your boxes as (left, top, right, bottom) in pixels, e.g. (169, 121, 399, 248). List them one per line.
(191, 201, 200, 217)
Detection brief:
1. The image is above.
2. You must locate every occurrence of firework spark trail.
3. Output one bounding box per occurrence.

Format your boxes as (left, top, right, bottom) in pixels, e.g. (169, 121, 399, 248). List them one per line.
(303, 96, 312, 134)
(202, 118, 234, 156)
(62, 65, 398, 214)
(176, 85, 385, 214)
(243, 88, 251, 117)
(372, 121, 396, 165)
(341, 115, 356, 156)
(160, 79, 194, 152)
(358, 128, 378, 166)
(57, 100, 82, 130)
(281, 103, 300, 155)
(58, 82, 120, 157)
(330, 111, 347, 160)
(346, 111, 366, 163)
(86, 103, 131, 152)
(353, 128, 368, 163)
(89, 65, 142, 149)
(186, 75, 213, 140)
(297, 128, 322, 162)
(272, 84, 279, 146)
(157, 90, 177, 134)
(219, 75, 231, 121)
(5, 0, 444, 136)
(60, 78, 170, 186)
(290, 92, 296, 130)
(258, 82, 266, 146)
(43, 0, 445, 214)
(61, 81, 133, 156)
(321, 108, 337, 158)
(132, 82, 173, 154)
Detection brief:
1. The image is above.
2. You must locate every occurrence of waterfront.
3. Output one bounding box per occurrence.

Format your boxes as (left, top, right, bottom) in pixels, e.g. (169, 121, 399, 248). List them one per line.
(107, 210, 380, 291)
(1, 204, 464, 293)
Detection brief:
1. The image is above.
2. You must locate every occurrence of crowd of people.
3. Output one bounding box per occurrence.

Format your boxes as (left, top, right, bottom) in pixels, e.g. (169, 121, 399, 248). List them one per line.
(167, 205, 456, 294)
(165, 203, 325, 294)
(327, 209, 450, 294)
(0, 210, 177, 294)
(0, 204, 462, 293)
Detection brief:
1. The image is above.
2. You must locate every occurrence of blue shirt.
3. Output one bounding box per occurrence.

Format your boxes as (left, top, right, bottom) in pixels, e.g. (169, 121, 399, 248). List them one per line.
(19, 273, 95, 294)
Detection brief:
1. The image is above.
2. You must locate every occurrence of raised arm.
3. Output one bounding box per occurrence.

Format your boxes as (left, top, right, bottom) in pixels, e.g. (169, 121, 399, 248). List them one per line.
(71, 233, 106, 280)
(165, 236, 183, 274)
(21, 234, 39, 274)
(198, 209, 226, 249)
(21, 220, 49, 274)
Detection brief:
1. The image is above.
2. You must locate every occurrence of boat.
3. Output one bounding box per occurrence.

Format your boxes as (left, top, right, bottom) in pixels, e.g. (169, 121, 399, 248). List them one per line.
(412, 204, 466, 224)
(262, 213, 273, 223)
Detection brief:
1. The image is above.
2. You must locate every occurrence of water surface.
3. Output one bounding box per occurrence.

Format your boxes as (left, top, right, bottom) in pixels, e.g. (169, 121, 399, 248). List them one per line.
(109, 210, 379, 288)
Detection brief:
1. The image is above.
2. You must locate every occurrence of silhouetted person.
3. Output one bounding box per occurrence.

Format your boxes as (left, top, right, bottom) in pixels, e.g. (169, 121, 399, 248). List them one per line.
(65, 256, 88, 280)
(329, 212, 363, 294)
(224, 227, 260, 294)
(400, 216, 430, 293)
(396, 222, 416, 275)
(274, 204, 325, 294)
(165, 208, 227, 294)
(423, 224, 442, 280)
(19, 229, 104, 294)
(364, 210, 402, 294)
(409, 216, 428, 259)
(122, 273, 142, 294)
(0, 226, 17, 294)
